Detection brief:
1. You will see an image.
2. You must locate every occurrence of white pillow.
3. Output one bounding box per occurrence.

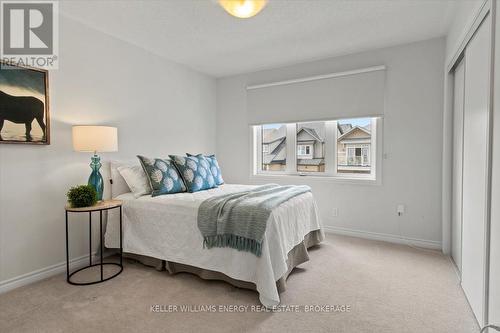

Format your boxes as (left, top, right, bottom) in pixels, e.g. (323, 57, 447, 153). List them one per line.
(117, 165, 152, 198)
(110, 161, 132, 197)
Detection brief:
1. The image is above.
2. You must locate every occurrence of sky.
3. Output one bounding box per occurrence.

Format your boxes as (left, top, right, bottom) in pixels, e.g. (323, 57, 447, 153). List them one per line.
(337, 118, 371, 127)
(262, 123, 282, 129)
(0, 64, 46, 100)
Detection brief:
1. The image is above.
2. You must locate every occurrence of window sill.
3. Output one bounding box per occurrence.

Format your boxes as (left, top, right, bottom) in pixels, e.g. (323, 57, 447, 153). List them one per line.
(250, 172, 381, 186)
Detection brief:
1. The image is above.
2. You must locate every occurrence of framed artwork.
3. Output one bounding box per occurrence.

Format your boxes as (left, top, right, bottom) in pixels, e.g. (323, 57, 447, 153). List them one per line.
(0, 61, 50, 145)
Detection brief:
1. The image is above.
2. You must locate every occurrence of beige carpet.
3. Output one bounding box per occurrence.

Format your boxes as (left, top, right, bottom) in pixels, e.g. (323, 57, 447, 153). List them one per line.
(0, 234, 479, 333)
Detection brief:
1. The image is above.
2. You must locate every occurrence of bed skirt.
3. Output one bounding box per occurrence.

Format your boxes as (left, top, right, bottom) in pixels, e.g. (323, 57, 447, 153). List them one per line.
(121, 229, 323, 293)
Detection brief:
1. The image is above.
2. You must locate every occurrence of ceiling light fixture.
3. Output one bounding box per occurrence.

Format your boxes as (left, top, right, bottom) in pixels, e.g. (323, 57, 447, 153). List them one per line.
(218, 0, 268, 19)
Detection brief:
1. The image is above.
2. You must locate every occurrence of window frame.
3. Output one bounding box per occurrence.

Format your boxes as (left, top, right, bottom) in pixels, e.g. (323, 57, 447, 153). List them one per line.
(252, 118, 382, 184)
(297, 144, 312, 158)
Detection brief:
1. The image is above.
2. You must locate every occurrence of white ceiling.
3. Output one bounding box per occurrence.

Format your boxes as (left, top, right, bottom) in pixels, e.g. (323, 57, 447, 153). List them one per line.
(61, 0, 456, 78)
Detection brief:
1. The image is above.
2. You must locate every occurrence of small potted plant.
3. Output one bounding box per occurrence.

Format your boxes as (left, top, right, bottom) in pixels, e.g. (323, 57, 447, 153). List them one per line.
(67, 185, 98, 208)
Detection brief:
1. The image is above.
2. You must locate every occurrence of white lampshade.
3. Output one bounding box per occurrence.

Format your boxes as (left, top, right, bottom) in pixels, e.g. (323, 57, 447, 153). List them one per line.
(72, 126, 118, 153)
(218, 0, 267, 18)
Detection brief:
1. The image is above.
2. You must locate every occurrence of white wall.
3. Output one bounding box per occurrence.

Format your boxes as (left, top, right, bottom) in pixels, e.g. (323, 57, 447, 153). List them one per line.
(216, 38, 445, 247)
(0, 16, 216, 284)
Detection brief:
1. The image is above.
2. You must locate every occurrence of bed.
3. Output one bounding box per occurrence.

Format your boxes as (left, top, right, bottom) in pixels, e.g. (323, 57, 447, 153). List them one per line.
(105, 172, 323, 307)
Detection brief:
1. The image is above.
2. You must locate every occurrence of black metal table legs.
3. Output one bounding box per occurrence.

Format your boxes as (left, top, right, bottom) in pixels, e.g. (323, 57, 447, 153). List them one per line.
(65, 206, 123, 285)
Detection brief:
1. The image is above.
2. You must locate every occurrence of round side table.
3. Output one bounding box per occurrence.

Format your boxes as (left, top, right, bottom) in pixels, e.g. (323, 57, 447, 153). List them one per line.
(65, 200, 123, 285)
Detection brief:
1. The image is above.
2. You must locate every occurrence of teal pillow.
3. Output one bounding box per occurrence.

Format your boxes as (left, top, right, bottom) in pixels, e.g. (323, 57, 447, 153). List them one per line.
(187, 154, 224, 185)
(169, 155, 217, 192)
(137, 155, 186, 196)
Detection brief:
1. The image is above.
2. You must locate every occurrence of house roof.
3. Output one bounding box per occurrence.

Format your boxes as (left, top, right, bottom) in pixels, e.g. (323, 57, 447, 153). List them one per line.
(262, 136, 286, 164)
(263, 136, 285, 145)
(270, 138, 286, 155)
(337, 125, 371, 141)
(298, 127, 323, 142)
(338, 124, 352, 135)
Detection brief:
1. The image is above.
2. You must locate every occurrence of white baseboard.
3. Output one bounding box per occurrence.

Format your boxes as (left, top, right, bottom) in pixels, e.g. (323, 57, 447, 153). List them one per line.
(0, 252, 100, 294)
(323, 226, 442, 251)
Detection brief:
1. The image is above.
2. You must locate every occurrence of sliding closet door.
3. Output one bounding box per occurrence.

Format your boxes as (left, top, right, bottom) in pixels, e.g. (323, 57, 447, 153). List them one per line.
(461, 15, 491, 325)
(451, 58, 465, 273)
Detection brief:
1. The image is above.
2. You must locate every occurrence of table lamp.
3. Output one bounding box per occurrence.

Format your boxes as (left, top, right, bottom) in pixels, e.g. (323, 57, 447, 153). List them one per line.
(72, 126, 118, 201)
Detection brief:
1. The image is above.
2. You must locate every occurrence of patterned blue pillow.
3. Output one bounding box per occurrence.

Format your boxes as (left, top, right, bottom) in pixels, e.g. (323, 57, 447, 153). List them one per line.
(187, 154, 224, 185)
(169, 155, 217, 193)
(137, 155, 186, 197)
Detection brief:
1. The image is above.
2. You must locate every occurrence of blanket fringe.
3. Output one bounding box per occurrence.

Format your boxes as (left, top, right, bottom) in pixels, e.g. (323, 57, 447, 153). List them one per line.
(203, 235, 262, 257)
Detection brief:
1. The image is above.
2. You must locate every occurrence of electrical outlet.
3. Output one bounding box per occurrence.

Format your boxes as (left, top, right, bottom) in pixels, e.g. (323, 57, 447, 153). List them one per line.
(332, 208, 338, 217)
(397, 204, 405, 216)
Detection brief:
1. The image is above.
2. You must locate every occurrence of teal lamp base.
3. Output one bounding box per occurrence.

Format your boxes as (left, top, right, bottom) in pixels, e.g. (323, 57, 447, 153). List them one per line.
(88, 154, 104, 201)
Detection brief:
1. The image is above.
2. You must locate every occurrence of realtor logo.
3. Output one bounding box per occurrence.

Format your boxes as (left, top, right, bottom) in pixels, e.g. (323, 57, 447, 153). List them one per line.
(1, 1, 59, 69)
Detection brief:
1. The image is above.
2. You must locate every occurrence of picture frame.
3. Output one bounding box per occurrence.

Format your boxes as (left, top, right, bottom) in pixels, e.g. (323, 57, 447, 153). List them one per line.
(0, 60, 50, 145)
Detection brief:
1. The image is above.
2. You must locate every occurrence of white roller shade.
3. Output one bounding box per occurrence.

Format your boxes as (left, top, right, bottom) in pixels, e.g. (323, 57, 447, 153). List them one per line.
(247, 66, 386, 124)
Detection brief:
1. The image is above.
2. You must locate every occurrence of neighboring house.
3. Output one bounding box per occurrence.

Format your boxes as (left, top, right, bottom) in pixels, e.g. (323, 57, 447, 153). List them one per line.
(337, 124, 371, 174)
(262, 125, 287, 171)
(262, 124, 325, 172)
(296, 127, 325, 172)
(262, 122, 371, 173)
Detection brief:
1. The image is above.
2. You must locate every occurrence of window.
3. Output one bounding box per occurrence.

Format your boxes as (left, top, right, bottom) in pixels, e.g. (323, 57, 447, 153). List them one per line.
(297, 145, 311, 156)
(337, 118, 372, 174)
(253, 117, 378, 180)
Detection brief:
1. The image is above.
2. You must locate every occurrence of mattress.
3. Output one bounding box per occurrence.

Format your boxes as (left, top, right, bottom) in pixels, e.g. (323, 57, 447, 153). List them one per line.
(105, 184, 323, 307)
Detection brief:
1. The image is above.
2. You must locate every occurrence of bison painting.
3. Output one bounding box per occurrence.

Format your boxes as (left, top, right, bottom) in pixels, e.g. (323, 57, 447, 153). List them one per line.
(0, 90, 46, 142)
(0, 62, 49, 144)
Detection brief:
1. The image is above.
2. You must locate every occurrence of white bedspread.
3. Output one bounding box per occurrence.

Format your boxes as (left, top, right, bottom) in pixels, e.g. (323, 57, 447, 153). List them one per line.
(105, 184, 322, 306)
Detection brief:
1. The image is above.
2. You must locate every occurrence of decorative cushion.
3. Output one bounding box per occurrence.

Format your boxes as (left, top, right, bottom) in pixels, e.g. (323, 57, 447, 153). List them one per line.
(117, 164, 151, 198)
(187, 154, 224, 185)
(137, 156, 186, 197)
(169, 155, 217, 192)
